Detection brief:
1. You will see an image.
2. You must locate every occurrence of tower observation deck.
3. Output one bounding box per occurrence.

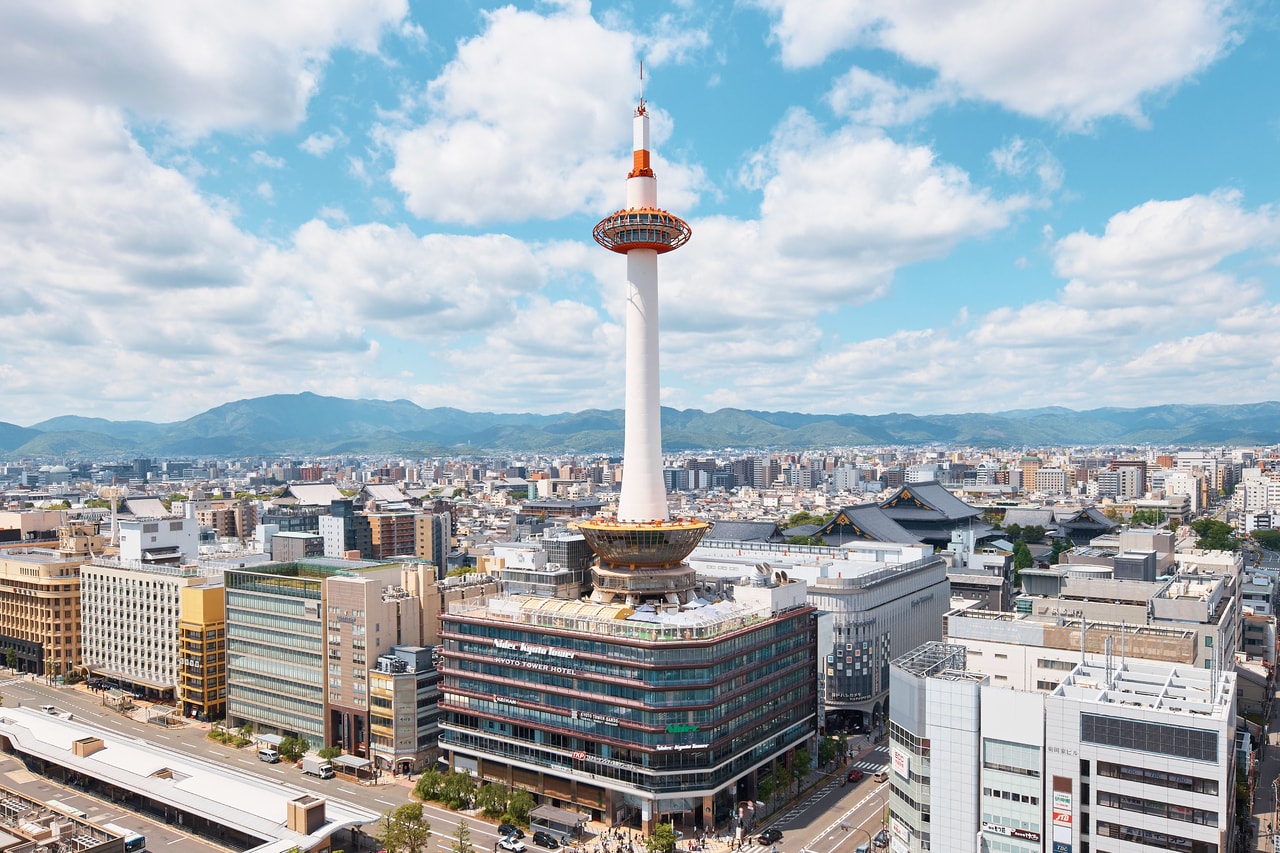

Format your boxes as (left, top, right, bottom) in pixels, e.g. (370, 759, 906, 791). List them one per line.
(579, 96, 707, 596)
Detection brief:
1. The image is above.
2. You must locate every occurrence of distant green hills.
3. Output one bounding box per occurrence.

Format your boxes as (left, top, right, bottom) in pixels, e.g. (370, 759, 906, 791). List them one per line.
(1, 392, 1278, 457)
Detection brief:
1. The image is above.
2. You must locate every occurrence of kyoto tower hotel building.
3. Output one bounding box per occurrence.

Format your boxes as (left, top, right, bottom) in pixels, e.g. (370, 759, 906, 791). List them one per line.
(437, 94, 817, 833)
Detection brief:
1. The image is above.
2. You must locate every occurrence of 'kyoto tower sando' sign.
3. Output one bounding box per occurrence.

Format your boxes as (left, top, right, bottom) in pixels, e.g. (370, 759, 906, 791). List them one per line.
(579, 86, 708, 594)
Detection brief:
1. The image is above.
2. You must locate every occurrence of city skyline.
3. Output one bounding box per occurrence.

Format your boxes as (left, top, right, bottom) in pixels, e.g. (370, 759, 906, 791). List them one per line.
(2, 1, 1277, 425)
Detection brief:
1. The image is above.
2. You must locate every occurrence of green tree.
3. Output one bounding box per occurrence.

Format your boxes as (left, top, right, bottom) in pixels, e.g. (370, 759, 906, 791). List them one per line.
(790, 748, 810, 794)
(1012, 541, 1033, 586)
(5, 648, 16, 670)
(476, 783, 508, 818)
(441, 770, 477, 809)
(381, 802, 433, 853)
(1130, 509, 1166, 527)
(278, 735, 307, 761)
(452, 820, 474, 853)
(785, 535, 826, 546)
(1252, 529, 1280, 551)
(786, 510, 834, 528)
(818, 735, 839, 766)
(757, 774, 776, 803)
(1190, 518, 1238, 551)
(1021, 524, 1046, 543)
(1003, 523, 1022, 542)
(644, 823, 678, 853)
(1048, 538, 1071, 565)
(318, 745, 342, 760)
(503, 789, 535, 825)
(414, 770, 445, 802)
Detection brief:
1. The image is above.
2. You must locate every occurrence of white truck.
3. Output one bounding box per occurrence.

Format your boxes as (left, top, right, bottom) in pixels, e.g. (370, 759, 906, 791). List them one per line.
(301, 755, 335, 779)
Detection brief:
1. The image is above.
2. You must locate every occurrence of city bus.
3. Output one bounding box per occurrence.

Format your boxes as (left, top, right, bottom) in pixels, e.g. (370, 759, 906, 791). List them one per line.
(102, 822, 146, 851)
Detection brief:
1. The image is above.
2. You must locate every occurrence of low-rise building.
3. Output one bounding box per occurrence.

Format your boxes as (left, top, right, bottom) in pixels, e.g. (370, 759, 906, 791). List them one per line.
(369, 645, 442, 776)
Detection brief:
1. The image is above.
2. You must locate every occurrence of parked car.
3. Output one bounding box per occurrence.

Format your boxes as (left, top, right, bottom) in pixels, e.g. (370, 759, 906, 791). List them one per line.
(758, 828, 783, 845)
(873, 770, 889, 783)
(499, 840, 527, 853)
(499, 825, 525, 839)
(532, 831, 560, 849)
(847, 768, 864, 783)
(873, 829, 890, 848)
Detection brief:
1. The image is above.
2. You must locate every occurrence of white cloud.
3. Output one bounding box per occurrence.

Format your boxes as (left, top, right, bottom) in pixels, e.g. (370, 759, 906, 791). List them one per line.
(0, 0, 409, 134)
(753, 0, 1241, 128)
(256, 181, 274, 201)
(827, 67, 950, 126)
(250, 150, 286, 169)
(1052, 190, 1278, 288)
(381, 5, 706, 225)
(300, 129, 348, 156)
(990, 137, 1064, 193)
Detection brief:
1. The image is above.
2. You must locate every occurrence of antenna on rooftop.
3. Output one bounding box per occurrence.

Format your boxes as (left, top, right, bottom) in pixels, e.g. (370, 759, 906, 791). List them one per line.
(1104, 634, 1114, 689)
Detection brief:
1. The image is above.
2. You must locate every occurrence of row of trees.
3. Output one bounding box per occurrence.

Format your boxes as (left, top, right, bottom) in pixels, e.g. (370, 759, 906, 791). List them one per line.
(756, 748, 811, 802)
(1251, 529, 1280, 551)
(413, 770, 535, 826)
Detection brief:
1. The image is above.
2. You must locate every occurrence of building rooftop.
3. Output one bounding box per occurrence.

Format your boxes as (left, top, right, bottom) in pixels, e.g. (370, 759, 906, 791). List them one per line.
(449, 579, 806, 643)
(0, 705, 376, 851)
(893, 641, 970, 678)
(1053, 659, 1234, 720)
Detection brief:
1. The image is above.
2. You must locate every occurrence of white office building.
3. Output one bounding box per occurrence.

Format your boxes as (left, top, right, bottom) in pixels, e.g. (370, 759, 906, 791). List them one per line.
(81, 557, 220, 697)
(888, 642, 1236, 853)
(1048, 660, 1235, 853)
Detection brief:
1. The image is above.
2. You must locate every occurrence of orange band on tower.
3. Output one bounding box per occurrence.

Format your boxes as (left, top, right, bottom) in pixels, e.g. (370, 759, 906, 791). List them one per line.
(629, 149, 653, 178)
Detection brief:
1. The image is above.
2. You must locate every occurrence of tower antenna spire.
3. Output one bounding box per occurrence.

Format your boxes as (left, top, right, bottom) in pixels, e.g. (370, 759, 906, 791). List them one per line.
(638, 60, 646, 113)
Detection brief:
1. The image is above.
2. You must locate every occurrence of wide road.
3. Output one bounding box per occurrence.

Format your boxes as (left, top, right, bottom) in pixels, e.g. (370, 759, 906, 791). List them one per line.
(0, 675, 517, 852)
(749, 750, 889, 853)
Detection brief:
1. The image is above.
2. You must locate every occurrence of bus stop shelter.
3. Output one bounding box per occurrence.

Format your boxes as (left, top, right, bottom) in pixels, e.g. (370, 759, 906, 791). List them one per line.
(530, 805, 586, 842)
(332, 754, 375, 781)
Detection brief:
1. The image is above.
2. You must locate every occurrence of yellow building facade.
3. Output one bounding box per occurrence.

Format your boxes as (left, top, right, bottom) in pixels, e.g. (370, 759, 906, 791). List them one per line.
(178, 582, 226, 721)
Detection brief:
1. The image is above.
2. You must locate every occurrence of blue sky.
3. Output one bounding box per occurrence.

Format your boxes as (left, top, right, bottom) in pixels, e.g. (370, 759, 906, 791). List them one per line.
(1, 0, 1278, 425)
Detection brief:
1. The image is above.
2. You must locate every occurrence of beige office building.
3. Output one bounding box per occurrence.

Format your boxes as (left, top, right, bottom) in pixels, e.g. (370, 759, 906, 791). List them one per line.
(0, 521, 102, 676)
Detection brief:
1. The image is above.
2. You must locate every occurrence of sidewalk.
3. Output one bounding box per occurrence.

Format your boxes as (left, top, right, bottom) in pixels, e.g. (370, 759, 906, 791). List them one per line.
(1256, 722, 1279, 852)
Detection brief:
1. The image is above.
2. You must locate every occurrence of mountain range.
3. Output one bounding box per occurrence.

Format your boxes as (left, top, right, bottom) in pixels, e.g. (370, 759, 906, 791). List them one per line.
(2, 393, 1279, 458)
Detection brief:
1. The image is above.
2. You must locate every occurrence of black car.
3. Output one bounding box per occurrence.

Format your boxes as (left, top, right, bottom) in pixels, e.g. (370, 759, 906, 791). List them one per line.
(499, 825, 525, 839)
(758, 829, 783, 845)
(533, 831, 560, 849)
(873, 830, 889, 848)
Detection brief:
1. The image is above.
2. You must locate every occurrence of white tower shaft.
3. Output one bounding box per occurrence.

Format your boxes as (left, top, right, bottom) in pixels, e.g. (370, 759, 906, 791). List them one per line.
(617, 109, 668, 523)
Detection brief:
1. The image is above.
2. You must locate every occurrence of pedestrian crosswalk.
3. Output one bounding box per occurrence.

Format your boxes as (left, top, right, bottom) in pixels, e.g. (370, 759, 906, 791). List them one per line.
(849, 759, 885, 772)
(0, 678, 24, 688)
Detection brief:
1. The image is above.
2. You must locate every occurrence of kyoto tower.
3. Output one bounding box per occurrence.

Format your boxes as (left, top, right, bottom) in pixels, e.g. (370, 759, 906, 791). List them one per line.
(579, 86, 708, 602)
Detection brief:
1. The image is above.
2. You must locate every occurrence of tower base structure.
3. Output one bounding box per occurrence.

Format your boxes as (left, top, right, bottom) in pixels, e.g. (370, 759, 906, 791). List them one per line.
(577, 517, 708, 605)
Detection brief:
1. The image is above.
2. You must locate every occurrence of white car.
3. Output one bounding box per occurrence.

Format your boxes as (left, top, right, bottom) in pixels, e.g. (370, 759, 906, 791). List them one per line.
(500, 840, 527, 853)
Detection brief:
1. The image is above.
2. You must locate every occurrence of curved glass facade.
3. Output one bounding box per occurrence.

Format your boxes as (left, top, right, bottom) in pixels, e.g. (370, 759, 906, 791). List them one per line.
(439, 603, 817, 810)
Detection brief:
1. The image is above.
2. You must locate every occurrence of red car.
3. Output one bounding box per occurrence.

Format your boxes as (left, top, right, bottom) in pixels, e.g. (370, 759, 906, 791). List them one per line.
(847, 768, 864, 783)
